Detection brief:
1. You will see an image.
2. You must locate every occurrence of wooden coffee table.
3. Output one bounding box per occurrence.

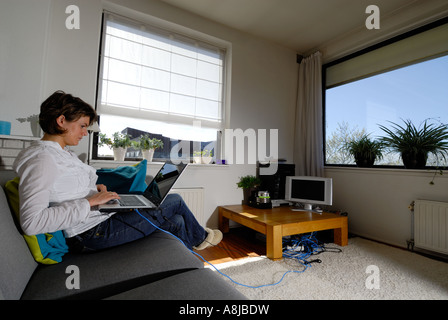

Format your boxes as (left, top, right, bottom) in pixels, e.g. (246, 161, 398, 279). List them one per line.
(218, 205, 348, 260)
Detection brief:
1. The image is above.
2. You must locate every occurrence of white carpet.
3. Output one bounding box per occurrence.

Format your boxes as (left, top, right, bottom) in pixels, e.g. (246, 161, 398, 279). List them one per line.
(207, 237, 448, 300)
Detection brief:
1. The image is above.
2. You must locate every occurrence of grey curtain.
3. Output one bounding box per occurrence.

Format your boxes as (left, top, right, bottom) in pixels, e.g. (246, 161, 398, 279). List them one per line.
(293, 52, 324, 177)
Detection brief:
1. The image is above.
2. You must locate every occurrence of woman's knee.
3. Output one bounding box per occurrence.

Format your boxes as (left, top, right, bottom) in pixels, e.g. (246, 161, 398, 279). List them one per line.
(163, 193, 186, 209)
(166, 193, 183, 203)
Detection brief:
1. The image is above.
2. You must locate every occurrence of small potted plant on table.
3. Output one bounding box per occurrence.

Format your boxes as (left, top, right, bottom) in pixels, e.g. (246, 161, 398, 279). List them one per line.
(237, 175, 261, 205)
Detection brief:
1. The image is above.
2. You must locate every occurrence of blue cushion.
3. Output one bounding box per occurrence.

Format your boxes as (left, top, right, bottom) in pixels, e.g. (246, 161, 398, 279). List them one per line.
(96, 160, 147, 194)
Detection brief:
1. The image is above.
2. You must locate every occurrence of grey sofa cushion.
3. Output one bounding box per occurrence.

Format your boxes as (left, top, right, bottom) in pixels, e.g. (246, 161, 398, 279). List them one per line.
(0, 171, 17, 186)
(106, 268, 247, 300)
(0, 188, 37, 300)
(21, 231, 203, 300)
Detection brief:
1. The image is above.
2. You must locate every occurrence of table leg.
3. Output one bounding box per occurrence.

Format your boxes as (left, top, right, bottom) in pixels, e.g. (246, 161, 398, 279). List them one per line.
(333, 218, 348, 246)
(218, 208, 229, 233)
(266, 224, 283, 260)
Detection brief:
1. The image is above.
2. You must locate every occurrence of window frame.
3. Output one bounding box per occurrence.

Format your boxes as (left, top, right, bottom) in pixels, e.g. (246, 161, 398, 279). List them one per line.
(92, 11, 232, 162)
(322, 17, 448, 169)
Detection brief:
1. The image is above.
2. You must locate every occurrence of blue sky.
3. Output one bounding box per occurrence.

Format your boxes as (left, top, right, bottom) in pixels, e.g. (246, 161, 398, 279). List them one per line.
(326, 54, 448, 140)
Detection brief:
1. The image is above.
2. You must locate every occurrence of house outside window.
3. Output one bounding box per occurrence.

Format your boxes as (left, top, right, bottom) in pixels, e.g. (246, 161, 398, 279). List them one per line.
(94, 12, 230, 162)
(324, 19, 448, 168)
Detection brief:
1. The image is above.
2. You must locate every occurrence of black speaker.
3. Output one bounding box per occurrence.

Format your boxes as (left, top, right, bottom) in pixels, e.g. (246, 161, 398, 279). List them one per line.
(257, 163, 295, 200)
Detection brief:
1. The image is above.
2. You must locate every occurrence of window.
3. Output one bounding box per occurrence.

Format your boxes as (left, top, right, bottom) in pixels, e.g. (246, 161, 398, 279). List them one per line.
(94, 12, 229, 161)
(324, 19, 448, 167)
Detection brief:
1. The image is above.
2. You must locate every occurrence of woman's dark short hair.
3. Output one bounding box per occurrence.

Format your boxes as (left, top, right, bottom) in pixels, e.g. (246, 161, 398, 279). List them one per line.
(39, 90, 97, 135)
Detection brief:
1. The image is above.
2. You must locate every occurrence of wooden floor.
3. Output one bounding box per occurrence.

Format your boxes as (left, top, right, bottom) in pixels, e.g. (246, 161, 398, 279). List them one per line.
(193, 228, 266, 265)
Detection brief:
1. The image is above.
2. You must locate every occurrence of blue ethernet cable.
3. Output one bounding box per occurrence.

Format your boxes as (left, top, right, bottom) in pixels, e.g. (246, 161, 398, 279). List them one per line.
(134, 209, 309, 289)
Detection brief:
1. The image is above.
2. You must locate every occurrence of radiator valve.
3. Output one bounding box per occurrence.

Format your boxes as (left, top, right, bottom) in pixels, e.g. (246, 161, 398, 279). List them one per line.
(408, 201, 415, 212)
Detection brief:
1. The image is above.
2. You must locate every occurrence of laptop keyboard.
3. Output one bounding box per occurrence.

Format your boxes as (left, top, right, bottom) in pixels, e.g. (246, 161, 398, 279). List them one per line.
(119, 196, 146, 206)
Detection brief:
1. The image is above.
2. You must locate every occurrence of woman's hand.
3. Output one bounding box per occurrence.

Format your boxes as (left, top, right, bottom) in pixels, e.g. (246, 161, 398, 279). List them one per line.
(88, 185, 120, 207)
(96, 184, 108, 192)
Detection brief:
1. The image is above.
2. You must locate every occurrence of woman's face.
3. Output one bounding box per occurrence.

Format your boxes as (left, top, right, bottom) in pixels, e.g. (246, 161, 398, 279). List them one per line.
(57, 115, 90, 147)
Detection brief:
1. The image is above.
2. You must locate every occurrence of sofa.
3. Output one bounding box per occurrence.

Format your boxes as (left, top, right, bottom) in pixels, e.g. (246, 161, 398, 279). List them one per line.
(0, 170, 246, 300)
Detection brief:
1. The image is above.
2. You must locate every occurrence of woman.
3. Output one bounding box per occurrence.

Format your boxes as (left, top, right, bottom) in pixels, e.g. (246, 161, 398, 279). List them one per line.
(13, 90, 222, 252)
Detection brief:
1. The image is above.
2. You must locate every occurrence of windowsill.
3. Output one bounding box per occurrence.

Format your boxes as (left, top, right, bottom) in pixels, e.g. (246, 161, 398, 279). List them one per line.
(89, 159, 229, 169)
(89, 159, 163, 166)
(324, 165, 447, 178)
(0, 134, 41, 140)
(187, 163, 229, 168)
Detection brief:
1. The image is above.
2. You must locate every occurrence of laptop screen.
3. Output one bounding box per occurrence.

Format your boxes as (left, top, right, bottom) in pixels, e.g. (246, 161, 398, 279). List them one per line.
(143, 162, 187, 206)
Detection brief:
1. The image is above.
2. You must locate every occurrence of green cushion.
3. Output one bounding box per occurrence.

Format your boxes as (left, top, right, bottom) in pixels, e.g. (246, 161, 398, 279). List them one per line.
(96, 160, 147, 194)
(4, 177, 68, 265)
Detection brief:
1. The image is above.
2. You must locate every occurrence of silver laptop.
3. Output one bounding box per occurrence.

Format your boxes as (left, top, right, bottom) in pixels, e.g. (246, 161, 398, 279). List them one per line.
(98, 161, 187, 212)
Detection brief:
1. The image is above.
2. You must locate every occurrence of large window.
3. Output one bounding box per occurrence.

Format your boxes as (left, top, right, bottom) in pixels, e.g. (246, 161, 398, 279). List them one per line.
(324, 19, 448, 167)
(94, 12, 229, 161)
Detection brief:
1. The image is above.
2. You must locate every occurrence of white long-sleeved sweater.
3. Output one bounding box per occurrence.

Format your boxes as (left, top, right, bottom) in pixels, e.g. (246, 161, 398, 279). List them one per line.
(13, 140, 114, 237)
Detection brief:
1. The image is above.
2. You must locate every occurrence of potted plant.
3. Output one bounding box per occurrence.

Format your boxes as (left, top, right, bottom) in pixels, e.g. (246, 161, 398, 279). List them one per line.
(16, 114, 41, 137)
(134, 135, 164, 162)
(193, 149, 213, 164)
(99, 132, 132, 161)
(344, 134, 384, 167)
(236, 175, 261, 205)
(379, 119, 448, 169)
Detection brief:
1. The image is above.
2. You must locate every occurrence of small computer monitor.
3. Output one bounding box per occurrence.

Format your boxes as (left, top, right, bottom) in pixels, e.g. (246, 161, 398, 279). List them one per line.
(285, 176, 333, 211)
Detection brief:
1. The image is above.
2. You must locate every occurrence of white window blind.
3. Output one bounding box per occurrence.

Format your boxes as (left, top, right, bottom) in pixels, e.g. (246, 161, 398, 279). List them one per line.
(98, 12, 226, 130)
(325, 22, 448, 88)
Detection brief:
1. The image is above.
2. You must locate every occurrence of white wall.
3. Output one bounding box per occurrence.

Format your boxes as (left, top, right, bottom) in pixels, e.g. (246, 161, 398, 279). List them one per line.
(326, 167, 448, 248)
(0, 0, 102, 155)
(41, 0, 102, 100)
(0, 0, 51, 136)
(41, 0, 103, 158)
(1, 0, 298, 228)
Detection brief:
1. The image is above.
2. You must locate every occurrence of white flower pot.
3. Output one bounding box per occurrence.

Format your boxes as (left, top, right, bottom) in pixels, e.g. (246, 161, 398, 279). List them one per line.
(30, 120, 42, 137)
(113, 147, 127, 161)
(141, 149, 155, 162)
(193, 156, 212, 164)
(202, 156, 212, 164)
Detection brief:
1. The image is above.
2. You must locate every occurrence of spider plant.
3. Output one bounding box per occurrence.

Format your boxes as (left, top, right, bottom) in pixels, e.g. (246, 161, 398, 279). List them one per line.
(379, 119, 448, 169)
(344, 134, 384, 167)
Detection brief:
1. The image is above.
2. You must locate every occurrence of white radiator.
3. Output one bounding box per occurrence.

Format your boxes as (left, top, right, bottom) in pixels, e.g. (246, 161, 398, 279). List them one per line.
(170, 188, 205, 226)
(414, 200, 448, 255)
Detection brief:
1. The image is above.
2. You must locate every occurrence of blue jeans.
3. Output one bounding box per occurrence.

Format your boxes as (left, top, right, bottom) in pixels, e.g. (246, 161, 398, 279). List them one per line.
(67, 194, 206, 252)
